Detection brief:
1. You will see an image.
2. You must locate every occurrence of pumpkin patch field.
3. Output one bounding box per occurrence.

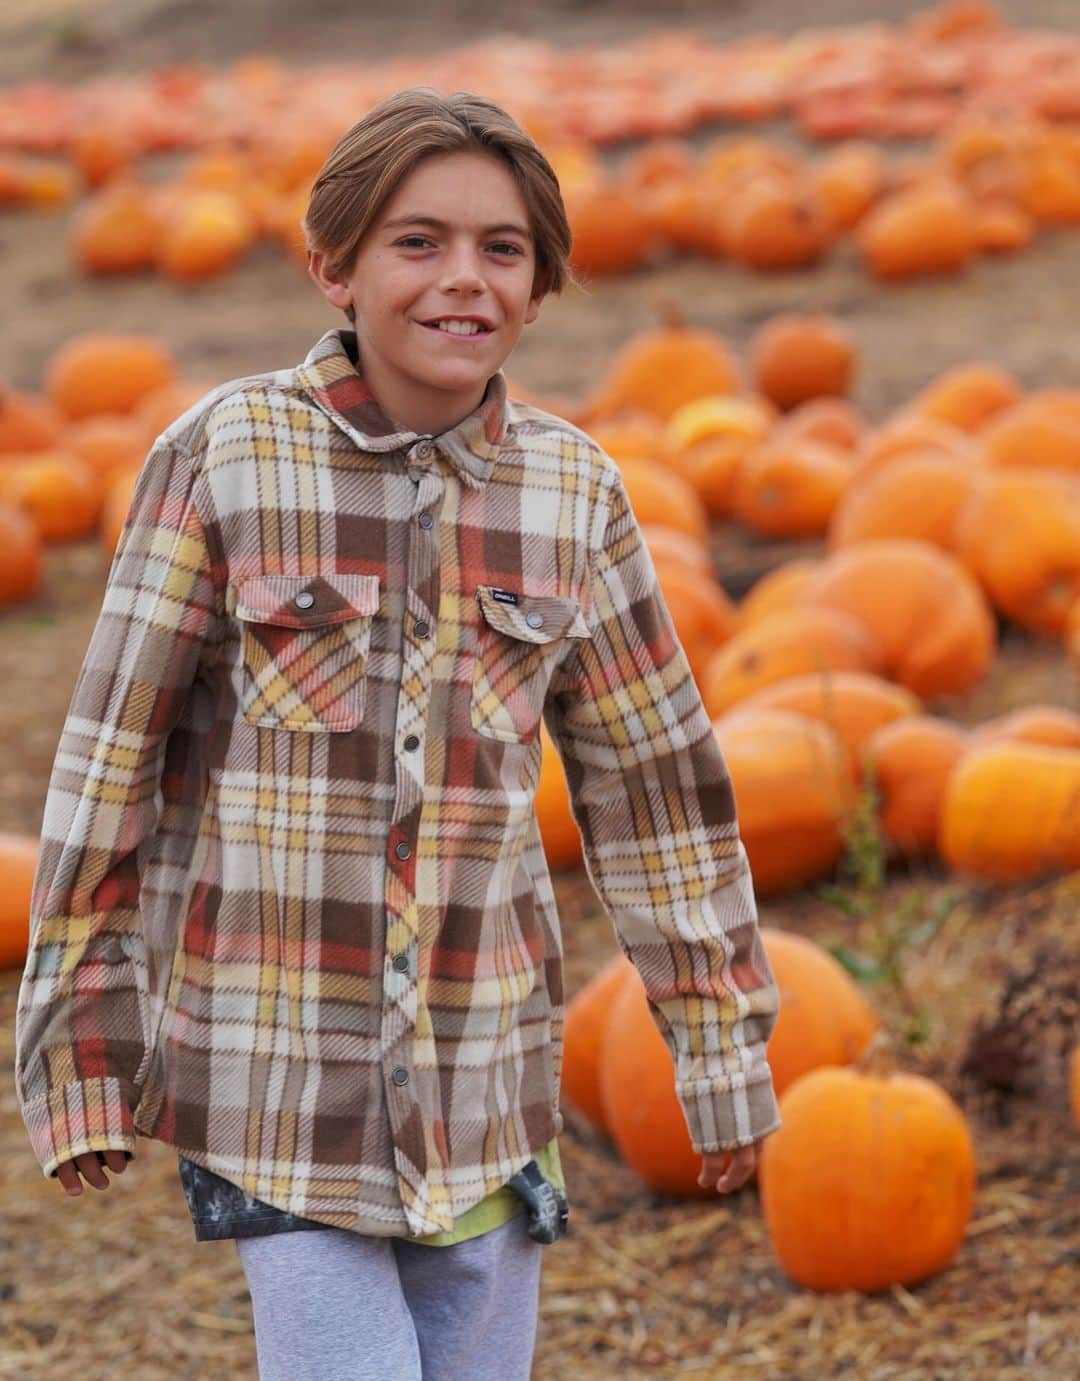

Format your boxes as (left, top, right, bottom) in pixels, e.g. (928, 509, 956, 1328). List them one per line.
(0, 1, 1077, 1378)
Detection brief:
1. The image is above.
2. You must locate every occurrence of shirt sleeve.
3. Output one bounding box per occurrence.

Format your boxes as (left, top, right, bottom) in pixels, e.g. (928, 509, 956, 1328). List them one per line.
(14, 435, 222, 1179)
(543, 463, 782, 1152)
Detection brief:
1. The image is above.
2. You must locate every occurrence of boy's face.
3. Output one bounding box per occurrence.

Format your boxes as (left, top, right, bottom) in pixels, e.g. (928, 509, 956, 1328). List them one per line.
(309, 150, 544, 434)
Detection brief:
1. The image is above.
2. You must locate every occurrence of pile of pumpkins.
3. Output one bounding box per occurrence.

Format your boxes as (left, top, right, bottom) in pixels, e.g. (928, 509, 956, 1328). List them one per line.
(522, 309, 1079, 892)
(0, 334, 208, 602)
(3, 3, 1080, 284)
(561, 928, 1080, 1294)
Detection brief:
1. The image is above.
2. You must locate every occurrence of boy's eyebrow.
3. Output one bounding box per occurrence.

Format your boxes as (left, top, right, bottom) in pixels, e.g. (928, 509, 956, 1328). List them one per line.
(382, 214, 533, 239)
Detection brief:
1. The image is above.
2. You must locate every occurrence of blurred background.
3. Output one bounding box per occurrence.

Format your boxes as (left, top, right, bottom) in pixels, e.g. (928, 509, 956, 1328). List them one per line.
(1, 2, 1077, 1377)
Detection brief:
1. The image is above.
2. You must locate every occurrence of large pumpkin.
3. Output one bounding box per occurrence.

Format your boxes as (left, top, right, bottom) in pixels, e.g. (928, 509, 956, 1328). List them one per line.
(701, 606, 883, 716)
(597, 927, 877, 1199)
(712, 707, 858, 896)
(939, 741, 1080, 880)
(798, 539, 996, 698)
(739, 670, 920, 772)
(759, 1065, 976, 1292)
(864, 715, 972, 857)
(760, 928, 879, 1097)
(0, 831, 38, 970)
(953, 467, 1080, 637)
(561, 951, 635, 1134)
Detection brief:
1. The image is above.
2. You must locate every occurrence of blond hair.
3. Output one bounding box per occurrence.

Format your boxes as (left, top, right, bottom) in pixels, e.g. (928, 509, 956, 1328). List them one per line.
(304, 87, 578, 322)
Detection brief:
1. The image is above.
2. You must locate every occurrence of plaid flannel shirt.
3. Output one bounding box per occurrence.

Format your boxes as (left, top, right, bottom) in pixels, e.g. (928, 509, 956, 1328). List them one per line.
(15, 327, 781, 1239)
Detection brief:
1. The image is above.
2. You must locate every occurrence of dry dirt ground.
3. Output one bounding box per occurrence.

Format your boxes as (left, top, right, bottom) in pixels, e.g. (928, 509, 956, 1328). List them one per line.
(1, 2, 1078, 1378)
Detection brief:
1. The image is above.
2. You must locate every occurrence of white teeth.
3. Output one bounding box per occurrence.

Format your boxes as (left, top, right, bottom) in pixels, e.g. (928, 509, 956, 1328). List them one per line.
(430, 320, 487, 335)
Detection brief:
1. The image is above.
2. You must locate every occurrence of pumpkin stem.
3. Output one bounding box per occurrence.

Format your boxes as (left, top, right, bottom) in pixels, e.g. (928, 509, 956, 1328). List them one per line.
(853, 1026, 900, 1078)
(653, 297, 686, 331)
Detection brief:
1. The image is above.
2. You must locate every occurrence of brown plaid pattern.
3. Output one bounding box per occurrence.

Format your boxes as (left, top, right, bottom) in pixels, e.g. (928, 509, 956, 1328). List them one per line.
(15, 328, 781, 1238)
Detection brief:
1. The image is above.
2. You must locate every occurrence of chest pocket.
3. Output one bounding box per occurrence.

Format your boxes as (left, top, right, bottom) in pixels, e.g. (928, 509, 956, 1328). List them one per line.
(470, 585, 591, 744)
(234, 572, 381, 732)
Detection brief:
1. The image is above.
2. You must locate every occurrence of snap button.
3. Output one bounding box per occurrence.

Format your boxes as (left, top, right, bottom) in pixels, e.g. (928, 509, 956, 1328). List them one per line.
(414, 619, 430, 639)
(392, 953, 410, 973)
(416, 442, 433, 460)
(392, 1067, 409, 1086)
(418, 512, 434, 529)
(526, 611, 544, 629)
(294, 591, 315, 610)
(403, 734, 419, 751)
(394, 841, 411, 861)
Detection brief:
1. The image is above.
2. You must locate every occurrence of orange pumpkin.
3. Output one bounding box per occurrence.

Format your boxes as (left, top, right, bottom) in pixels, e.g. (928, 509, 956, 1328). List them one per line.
(750, 314, 856, 412)
(863, 715, 972, 856)
(99, 464, 140, 555)
(46, 334, 177, 421)
(971, 705, 1080, 751)
(653, 560, 737, 686)
(810, 141, 886, 232)
(0, 502, 43, 605)
(799, 539, 996, 698)
(761, 928, 879, 1097)
(66, 414, 147, 478)
(596, 926, 877, 1198)
(535, 721, 582, 871)
(857, 179, 979, 279)
(732, 438, 853, 537)
(585, 322, 741, 422)
(586, 411, 665, 462)
(953, 468, 1080, 636)
(856, 413, 976, 482)
(827, 451, 978, 551)
(155, 188, 257, 282)
(974, 200, 1036, 254)
(618, 456, 710, 544)
(561, 951, 635, 1134)
(639, 524, 712, 577)
(734, 559, 824, 632)
(702, 607, 883, 716)
(740, 670, 920, 771)
(722, 175, 832, 271)
(0, 452, 103, 542)
(773, 397, 865, 451)
(0, 831, 39, 970)
(910, 363, 1022, 434)
(0, 389, 63, 454)
(712, 707, 858, 895)
(759, 1066, 976, 1292)
(566, 181, 656, 275)
(979, 391, 1080, 475)
(72, 179, 159, 275)
(663, 395, 773, 457)
(939, 741, 1080, 880)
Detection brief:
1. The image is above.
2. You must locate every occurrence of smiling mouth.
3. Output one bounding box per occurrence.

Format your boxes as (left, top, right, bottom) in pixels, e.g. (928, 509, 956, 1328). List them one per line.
(420, 321, 495, 337)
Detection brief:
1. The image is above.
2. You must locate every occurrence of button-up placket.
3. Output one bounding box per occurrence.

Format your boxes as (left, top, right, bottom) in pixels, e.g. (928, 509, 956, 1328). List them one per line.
(295, 329, 509, 1235)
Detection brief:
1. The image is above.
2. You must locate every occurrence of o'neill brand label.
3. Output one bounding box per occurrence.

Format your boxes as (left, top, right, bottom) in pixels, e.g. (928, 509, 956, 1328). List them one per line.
(490, 588, 520, 605)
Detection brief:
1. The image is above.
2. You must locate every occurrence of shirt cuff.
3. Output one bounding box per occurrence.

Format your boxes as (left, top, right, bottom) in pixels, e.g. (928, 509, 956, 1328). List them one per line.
(20, 1076, 138, 1179)
(678, 1067, 783, 1152)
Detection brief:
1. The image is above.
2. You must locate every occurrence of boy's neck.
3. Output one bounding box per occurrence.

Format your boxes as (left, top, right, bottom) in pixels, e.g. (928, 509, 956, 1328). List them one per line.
(345, 330, 490, 438)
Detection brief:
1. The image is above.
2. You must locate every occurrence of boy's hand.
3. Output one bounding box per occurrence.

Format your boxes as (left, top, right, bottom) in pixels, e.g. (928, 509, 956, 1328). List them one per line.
(697, 1138, 765, 1195)
(55, 1149, 131, 1196)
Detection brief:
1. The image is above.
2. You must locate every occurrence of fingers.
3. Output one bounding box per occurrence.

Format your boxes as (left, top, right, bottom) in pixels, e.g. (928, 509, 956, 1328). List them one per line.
(699, 1146, 756, 1195)
(54, 1149, 131, 1196)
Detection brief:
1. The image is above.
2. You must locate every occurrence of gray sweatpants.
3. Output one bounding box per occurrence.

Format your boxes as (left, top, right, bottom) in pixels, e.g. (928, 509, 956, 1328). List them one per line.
(234, 1211, 545, 1381)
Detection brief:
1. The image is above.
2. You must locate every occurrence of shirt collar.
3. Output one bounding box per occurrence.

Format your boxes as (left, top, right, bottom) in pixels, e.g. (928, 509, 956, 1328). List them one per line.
(295, 327, 508, 489)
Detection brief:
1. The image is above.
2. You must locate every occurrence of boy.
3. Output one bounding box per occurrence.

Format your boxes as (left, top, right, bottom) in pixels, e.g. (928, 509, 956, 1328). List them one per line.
(15, 87, 782, 1380)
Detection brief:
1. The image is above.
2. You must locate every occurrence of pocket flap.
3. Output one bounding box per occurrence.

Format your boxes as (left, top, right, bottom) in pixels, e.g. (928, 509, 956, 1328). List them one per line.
(476, 586, 591, 643)
(235, 573, 381, 628)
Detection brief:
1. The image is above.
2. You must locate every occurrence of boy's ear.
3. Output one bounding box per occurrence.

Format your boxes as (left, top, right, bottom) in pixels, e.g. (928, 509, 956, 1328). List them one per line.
(523, 294, 543, 326)
(308, 250, 353, 313)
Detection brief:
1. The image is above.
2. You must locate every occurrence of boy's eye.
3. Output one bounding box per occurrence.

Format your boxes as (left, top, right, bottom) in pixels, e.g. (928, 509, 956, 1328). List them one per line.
(394, 236, 523, 256)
